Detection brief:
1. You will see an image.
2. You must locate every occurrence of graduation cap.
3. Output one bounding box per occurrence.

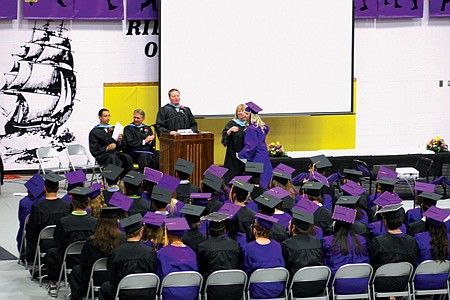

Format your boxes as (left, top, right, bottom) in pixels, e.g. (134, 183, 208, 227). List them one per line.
(190, 192, 212, 206)
(293, 196, 320, 214)
(100, 164, 124, 181)
(65, 170, 87, 185)
(311, 170, 330, 187)
(245, 162, 264, 174)
(88, 183, 103, 199)
(341, 180, 366, 196)
(418, 192, 442, 206)
(332, 205, 357, 224)
(377, 166, 397, 179)
(202, 172, 223, 192)
(120, 213, 143, 234)
(217, 203, 242, 220)
(266, 186, 291, 200)
(254, 193, 282, 209)
(143, 167, 163, 184)
(165, 217, 190, 236)
(272, 163, 295, 180)
(245, 101, 263, 114)
(336, 195, 361, 206)
(309, 154, 332, 169)
(374, 191, 402, 208)
(69, 186, 93, 197)
(255, 213, 278, 229)
(158, 174, 180, 192)
(377, 177, 399, 187)
(42, 173, 65, 183)
(151, 186, 173, 204)
(343, 169, 363, 181)
(142, 211, 166, 228)
(204, 165, 228, 178)
(375, 203, 404, 220)
(25, 173, 45, 198)
(180, 204, 206, 223)
(292, 208, 315, 227)
(100, 206, 122, 219)
(232, 179, 254, 193)
(203, 212, 230, 230)
(228, 175, 252, 185)
(282, 196, 296, 211)
(109, 192, 134, 211)
(423, 206, 450, 227)
(414, 182, 435, 193)
(122, 170, 145, 187)
(175, 158, 195, 175)
(302, 181, 324, 198)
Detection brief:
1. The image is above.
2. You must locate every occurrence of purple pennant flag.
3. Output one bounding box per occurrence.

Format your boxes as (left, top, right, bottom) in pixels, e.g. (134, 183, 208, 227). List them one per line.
(74, 0, 124, 20)
(378, 0, 423, 18)
(23, 0, 74, 19)
(429, 0, 450, 17)
(355, 0, 378, 19)
(127, 0, 159, 20)
(0, 0, 18, 19)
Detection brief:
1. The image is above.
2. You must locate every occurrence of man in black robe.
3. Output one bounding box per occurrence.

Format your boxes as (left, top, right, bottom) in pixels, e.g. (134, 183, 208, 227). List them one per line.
(123, 109, 155, 173)
(100, 214, 157, 300)
(26, 174, 71, 264)
(88, 108, 133, 170)
(155, 89, 197, 136)
(408, 191, 442, 236)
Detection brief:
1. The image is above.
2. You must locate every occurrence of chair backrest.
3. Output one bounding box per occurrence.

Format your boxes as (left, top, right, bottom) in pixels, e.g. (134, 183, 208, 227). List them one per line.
(205, 270, 247, 300)
(64, 241, 85, 258)
(38, 225, 56, 242)
(115, 273, 160, 299)
(92, 257, 108, 273)
(289, 266, 331, 299)
(333, 263, 372, 281)
(413, 260, 450, 278)
(332, 263, 373, 295)
(66, 144, 88, 156)
(249, 267, 289, 284)
(292, 266, 331, 283)
(161, 271, 203, 288)
(372, 261, 413, 293)
(37, 146, 67, 172)
(415, 157, 434, 178)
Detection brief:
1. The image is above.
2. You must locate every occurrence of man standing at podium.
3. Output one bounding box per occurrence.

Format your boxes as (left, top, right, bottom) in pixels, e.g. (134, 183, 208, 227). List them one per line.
(155, 88, 198, 136)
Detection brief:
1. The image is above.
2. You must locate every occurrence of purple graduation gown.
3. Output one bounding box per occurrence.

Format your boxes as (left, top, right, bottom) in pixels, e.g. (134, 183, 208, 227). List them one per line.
(242, 240, 285, 299)
(16, 194, 45, 252)
(238, 124, 273, 189)
(157, 244, 199, 300)
(273, 212, 292, 229)
(406, 207, 422, 226)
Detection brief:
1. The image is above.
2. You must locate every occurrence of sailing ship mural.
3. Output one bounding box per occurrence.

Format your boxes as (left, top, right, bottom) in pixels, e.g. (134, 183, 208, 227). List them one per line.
(0, 21, 76, 165)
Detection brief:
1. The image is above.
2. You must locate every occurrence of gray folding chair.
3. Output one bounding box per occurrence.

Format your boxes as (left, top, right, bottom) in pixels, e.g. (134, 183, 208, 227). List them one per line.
(371, 262, 414, 299)
(31, 225, 56, 287)
(247, 267, 290, 300)
(17, 214, 30, 269)
(37, 146, 70, 175)
(411, 260, 450, 300)
(289, 266, 331, 300)
(332, 263, 373, 300)
(204, 269, 247, 300)
(115, 273, 160, 300)
(159, 271, 203, 300)
(66, 144, 102, 184)
(86, 257, 108, 300)
(55, 240, 86, 298)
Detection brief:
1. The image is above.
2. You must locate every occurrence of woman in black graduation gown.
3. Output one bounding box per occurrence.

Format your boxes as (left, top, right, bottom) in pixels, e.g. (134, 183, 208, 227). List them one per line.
(222, 104, 247, 185)
(68, 207, 124, 300)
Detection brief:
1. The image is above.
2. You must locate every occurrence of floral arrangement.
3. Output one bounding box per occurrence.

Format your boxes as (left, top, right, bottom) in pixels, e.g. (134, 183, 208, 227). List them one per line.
(426, 136, 448, 153)
(268, 141, 287, 157)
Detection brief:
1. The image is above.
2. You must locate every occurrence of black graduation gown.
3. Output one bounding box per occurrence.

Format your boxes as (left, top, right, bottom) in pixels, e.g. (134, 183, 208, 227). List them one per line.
(182, 229, 207, 254)
(282, 234, 324, 298)
(371, 233, 417, 292)
(128, 196, 150, 217)
(407, 219, 426, 236)
(155, 104, 197, 134)
(26, 198, 72, 262)
(46, 214, 98, 281)
(207, 199, 224, 213)
(250, 185, 266, 201)
(314, 206, 332, 236)
(222, 120, 245, 185)
(270, 223, 288, 243)
(176, 182, 200, 204)
(100, 241, 157, 300)
(198, 236, 242, 277)
(123, 124, 155, 172)
(88, 125, 133, 169)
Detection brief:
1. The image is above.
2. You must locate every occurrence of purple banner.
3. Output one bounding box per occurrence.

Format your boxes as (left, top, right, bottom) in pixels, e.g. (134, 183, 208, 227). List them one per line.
(127, 0, 158, 20)
(23, 0, 74, 20)
(355, 0, 378, 19)
(0, 0, 18, 19)
(378, 0, 423, 18)
(74, 0, 124, 20)
(429, 0, 450, 17)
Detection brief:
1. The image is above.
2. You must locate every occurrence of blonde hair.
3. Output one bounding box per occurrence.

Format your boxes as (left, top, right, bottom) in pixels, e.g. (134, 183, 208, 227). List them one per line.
(88, 194, 106, 218)
(249, 113, 266, 132)
(235, 104, 246, 118)
(270, 180, 297, 199)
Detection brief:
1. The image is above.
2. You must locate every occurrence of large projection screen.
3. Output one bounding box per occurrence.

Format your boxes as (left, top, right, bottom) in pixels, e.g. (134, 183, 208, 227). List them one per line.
(159, 0, 354, 117)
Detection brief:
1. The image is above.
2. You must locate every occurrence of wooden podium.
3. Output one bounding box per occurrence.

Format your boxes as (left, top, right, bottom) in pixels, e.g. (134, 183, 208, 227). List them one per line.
(159, 132, 214, 187)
